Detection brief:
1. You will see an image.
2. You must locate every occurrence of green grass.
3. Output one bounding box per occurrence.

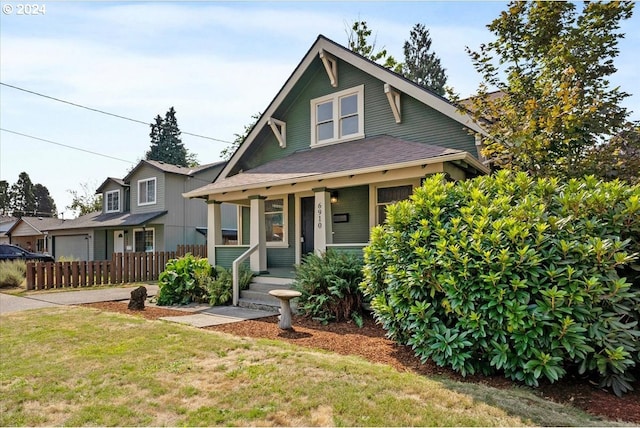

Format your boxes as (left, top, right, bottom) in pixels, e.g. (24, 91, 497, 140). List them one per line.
(0, 307, 625, 427)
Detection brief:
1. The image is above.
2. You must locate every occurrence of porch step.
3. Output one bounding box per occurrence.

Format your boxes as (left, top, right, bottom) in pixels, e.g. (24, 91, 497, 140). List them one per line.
(238, 276, 298, 313)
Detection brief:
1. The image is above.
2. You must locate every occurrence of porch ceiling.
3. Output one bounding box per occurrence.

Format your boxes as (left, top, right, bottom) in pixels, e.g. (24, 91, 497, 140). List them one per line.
(185, 136, 488, 199)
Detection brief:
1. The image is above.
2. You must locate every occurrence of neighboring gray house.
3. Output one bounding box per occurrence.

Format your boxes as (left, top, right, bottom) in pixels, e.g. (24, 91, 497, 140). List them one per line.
(41, 159, 234, 261)
(0, 216, 18, 245)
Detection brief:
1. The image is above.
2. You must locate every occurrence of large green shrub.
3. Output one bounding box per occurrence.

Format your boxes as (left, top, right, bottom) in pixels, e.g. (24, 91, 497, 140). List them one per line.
(0, 260, 27, 287)
(362, 171, 640, 395)
(294, 249, 365, 325)
(156, 254, 211, 306)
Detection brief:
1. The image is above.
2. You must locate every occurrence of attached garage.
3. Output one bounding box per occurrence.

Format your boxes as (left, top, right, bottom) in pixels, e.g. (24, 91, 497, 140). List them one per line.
(53, 235, 90, 261)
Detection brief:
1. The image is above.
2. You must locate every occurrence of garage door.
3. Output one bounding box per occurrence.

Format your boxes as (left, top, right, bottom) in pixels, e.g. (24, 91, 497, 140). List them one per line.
(54, 235, 89, 261)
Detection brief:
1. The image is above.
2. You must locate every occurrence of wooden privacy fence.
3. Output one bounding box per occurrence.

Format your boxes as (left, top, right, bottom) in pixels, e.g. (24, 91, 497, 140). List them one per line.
(25, 245, 207, 290)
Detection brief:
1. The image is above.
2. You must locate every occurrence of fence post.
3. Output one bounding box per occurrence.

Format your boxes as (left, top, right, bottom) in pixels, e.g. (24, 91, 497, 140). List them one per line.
(25, 262, 35, 290)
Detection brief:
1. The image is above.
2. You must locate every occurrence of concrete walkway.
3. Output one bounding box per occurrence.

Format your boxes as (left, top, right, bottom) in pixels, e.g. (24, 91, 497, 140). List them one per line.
(0, 285, 275, 327)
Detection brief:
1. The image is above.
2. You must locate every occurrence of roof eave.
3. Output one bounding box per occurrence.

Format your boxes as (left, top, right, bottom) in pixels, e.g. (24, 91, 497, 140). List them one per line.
(184, 151, 487, 199)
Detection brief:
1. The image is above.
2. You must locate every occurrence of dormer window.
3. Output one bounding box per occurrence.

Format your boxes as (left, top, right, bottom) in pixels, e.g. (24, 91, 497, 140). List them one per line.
(105, 190, 120, 213)
(138, 177, 156, 206)
(311, 85, 364, 147)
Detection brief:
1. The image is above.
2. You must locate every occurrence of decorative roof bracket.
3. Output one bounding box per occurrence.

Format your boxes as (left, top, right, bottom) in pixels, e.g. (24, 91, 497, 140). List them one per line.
(267, 117, 287, 148)
(319, 49, 338, 88)
(384, 83, 401, 123)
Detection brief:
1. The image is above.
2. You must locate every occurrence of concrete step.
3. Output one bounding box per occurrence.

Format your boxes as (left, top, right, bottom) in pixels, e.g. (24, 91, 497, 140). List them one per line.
(238, 275, 299, 313)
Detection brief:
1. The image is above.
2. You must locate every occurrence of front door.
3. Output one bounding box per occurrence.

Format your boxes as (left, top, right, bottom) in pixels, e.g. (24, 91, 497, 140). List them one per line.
(301, 197, 315, 256)
(114, 230, 125, 254)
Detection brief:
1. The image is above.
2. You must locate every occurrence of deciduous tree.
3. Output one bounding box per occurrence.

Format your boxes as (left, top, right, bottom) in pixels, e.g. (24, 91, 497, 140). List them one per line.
(346, 20, 401, 72)
(466, 1, 634, 179)
(67, 182, 102, 218)
(220, 112, 261, 161)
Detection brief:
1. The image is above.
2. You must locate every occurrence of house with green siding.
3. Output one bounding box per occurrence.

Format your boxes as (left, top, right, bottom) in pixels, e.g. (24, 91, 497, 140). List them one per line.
(37, 159, 234, 261)
(184, 35, 489, 297)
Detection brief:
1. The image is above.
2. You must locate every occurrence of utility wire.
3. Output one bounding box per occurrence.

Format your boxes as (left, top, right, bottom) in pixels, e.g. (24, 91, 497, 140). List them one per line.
(0, 82, 234, 144)
(0, 128, 136, 164)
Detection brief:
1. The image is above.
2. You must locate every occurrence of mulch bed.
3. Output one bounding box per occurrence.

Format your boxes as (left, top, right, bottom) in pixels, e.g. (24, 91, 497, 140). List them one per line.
(81, 301, 640, 424)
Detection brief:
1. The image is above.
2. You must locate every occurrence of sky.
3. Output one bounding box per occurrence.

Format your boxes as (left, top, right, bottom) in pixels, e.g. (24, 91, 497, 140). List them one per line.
(1, 1, 639, 219)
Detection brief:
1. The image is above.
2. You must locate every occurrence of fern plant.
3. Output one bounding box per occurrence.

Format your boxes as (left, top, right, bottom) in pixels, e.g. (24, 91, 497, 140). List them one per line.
(293, 250, 365, 325)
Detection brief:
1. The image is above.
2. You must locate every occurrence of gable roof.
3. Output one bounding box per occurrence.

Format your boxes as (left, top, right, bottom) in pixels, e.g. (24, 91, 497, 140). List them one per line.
(7, 216, 66, 235)
(219, 34, 486, 181)
(96, 177, 128, 194)
(184, 136, 488, 198)
(123, 159, 225, 182)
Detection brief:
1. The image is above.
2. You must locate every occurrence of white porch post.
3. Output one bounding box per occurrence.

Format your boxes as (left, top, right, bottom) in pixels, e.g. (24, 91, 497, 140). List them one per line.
(312, 187, 333, 255)
(249, 195, 267, 273)
(207, 200, 223, 266)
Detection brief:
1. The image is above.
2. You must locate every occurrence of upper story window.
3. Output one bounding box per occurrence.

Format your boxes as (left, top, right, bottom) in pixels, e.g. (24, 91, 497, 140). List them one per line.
(138, 178, 156, 206)
(311, 85, 364, 147)
(105, 190, 120, 213)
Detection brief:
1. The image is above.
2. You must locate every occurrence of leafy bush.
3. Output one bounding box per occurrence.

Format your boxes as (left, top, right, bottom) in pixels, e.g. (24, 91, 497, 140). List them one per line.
(362, 171, 640, 395)
(156, 254, 211, 306)
(294, 249, 365, 325)
(207, 264, 253, 306)
(0, 260, 27, 287)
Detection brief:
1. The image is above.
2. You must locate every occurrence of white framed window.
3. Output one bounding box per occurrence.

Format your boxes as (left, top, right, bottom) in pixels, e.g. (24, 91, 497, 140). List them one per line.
(138, 178, 156, 206)
(105, 190, 120, 213)
(375, 184, 413, 225)
(310, 85, 364, 147)
(133, 228, 154, 252)
(265, 197, 287, 246)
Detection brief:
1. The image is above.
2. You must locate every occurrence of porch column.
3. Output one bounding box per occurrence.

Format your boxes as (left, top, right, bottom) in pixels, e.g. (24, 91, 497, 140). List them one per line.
(207, 200, 223, 266)
(249, 195, 267, 273)
(312, 187, 333, 254)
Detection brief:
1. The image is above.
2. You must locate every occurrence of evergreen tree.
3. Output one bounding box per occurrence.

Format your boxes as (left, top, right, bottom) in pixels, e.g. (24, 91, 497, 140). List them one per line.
(402, 24, 448, 95)
(10, 172, 36, 217)
(466, 1, 634, 178)
(0, 180, 9, 216)
(33, 184, 57, 217)
(146, 107, 189, 167)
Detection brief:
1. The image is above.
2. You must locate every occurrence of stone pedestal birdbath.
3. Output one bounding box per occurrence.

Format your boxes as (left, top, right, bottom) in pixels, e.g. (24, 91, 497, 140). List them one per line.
(268, 289, 302, 330)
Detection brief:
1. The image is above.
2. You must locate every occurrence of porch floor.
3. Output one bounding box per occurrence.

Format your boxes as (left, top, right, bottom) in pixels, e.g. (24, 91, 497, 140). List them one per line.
(257, 266, 296, 279)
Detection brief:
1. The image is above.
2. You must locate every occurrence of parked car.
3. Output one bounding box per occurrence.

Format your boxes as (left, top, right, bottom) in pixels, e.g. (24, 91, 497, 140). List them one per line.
(0, 244, 54, 262)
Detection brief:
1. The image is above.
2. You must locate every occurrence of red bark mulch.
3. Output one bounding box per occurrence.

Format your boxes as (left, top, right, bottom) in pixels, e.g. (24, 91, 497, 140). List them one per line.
(81, 301, 640, 424)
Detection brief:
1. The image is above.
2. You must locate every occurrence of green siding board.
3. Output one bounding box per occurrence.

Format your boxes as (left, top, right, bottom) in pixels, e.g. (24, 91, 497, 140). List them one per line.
(234, 58, 477, 174)
(215, 247, 251, 270)
(331, 185, 369, 244)
(241, 206, 250, 245)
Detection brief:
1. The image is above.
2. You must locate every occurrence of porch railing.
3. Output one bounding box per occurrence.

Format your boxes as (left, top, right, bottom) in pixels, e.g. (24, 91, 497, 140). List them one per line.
(231, 243, 259, 306)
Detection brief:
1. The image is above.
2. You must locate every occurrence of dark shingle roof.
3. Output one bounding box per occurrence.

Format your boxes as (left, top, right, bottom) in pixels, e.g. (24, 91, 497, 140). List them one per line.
(123, 160, 225, 182)
(185, 136, 465, 197)
(44, 211, 168, 231)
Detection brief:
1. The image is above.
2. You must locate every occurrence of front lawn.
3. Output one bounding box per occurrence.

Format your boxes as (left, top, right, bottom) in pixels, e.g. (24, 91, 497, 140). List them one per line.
(0, 307, 622, 426)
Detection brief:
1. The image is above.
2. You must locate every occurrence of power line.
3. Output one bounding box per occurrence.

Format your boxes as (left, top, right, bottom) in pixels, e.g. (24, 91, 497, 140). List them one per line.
(0, 128, 136, 164)
(0, 82, 234, 144)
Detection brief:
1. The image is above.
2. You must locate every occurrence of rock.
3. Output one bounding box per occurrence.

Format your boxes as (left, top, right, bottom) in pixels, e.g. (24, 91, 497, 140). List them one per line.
(128, 286, 147, 310)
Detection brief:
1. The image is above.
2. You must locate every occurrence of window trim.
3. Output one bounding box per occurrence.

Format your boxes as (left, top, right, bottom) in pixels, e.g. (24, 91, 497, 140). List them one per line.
(265, 196, 288, 248)
(105, 189, 120, 213)
(137, 177, 157, 206)
(310, 85, 365, 147)
(133, 227, 155, 253)
(369, 179, 420, 227)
